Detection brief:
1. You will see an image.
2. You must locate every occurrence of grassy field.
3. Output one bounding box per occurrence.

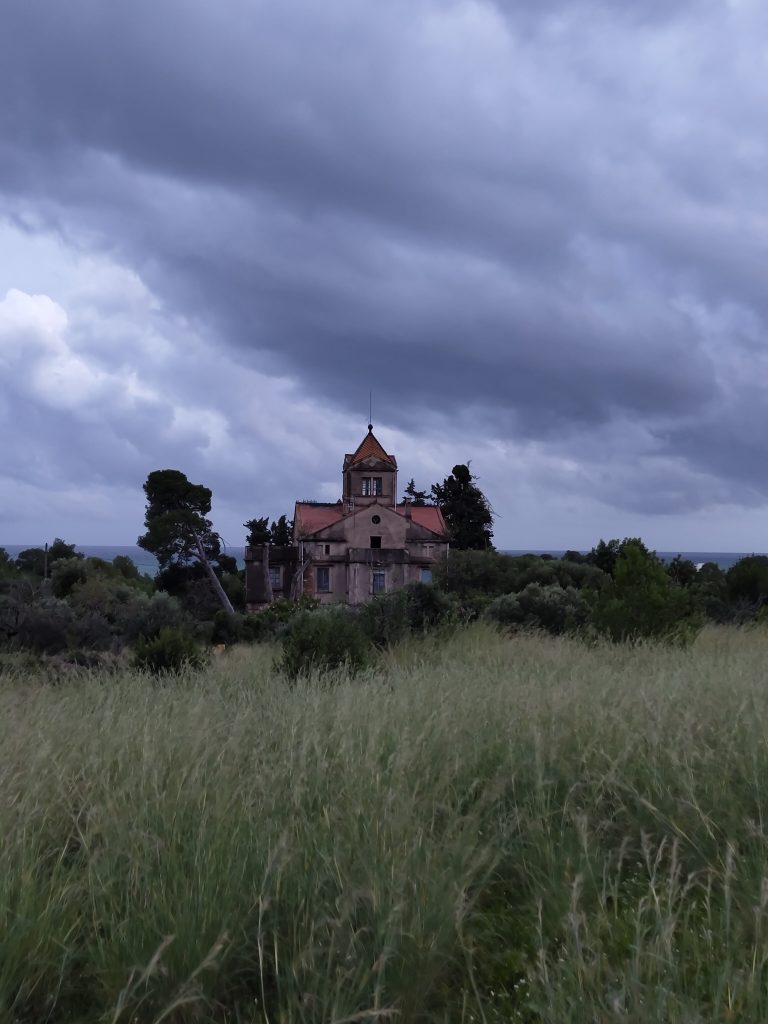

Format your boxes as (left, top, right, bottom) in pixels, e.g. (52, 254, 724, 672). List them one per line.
(3, 624, 768, 1022)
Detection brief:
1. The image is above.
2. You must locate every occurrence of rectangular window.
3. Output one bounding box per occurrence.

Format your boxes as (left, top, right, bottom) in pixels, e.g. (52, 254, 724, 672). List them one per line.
(373, 477, 382, 495)
(420, 568, 433, 583)
(370, 536, 382, 549)
(316, 567, 331, 593)
(324, 544, 331, 555)
(361, 478, 372, 495)
(372, 570, 386, 594)
(268, 566, 282, 589)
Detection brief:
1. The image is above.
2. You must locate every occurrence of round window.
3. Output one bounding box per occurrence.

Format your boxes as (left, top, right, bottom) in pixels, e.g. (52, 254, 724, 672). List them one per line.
(371, 514, 381, 524)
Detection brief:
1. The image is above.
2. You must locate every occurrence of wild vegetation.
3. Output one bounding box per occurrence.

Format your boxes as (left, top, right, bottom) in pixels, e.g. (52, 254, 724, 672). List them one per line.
(4, 538, 768, 676)
(2, 625, 768, 1021)
(4, 490, 768, 1019)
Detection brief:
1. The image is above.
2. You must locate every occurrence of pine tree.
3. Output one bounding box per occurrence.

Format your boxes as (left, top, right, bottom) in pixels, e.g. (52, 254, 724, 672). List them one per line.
(431, 464, 493, 550)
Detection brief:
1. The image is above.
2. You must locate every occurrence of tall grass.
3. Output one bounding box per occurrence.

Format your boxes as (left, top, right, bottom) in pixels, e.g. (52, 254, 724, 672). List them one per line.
(2, 625, 768, 1021)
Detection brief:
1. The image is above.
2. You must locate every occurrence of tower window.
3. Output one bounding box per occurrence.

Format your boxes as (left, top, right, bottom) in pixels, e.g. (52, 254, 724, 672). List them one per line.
(371, 514, 381, 524)
(362, 478, 371, 495)
(373, 477, 382, 495)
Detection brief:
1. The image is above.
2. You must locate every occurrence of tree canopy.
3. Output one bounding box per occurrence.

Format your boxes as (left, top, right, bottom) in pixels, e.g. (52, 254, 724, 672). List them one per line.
(138, 469, 233, 613)
(138, 470, 221, 570)
(403, 479, 430, 506)
(14, 538, 82, 579)
(431, 464, 493, 550)
(244, 515, 294, 546)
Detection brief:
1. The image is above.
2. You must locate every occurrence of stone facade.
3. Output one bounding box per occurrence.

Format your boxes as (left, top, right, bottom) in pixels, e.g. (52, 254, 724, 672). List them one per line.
(245, 427, 450, 608)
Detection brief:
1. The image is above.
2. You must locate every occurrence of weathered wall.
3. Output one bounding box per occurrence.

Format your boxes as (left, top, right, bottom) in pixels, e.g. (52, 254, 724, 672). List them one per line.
(344, 504, 408, 549)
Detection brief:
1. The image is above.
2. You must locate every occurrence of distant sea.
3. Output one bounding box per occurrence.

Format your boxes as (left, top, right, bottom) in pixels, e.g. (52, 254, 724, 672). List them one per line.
(1, 544, 763, 574)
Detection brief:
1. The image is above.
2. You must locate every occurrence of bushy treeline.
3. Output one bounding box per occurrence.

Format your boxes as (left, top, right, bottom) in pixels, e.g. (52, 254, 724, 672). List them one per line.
(438, 542, 768, 635)
(0, 546, 191, 670)
(5, 537, 768, 676)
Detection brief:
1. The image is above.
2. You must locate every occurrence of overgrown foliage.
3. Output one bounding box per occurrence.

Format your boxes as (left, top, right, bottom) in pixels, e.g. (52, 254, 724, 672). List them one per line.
(485, 582, 588, 634)
(244, 514, 294, 546)
(431, 463, 494, 549)
(133, 627, 205, 674)
(280, 606, 370, 678)
(588, 539, 701, 643)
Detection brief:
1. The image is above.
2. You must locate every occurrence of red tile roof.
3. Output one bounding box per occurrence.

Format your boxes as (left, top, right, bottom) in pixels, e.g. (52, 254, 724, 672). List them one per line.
(295, 500, 448, 538)
(403, 504, 448, 536)
(294, 503, 344, 535)
(344, 428, 396, 468)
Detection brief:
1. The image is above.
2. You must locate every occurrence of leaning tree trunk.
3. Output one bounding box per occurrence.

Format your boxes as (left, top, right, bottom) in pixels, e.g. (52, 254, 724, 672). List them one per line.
(193, 533, 235, 615)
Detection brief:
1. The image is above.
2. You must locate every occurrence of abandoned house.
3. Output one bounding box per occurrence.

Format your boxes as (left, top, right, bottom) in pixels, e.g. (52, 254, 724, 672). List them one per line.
(245, 426, 449, 608)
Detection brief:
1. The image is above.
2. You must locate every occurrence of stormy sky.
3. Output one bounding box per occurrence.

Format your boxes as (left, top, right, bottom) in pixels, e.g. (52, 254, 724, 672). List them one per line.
(2, 0, 768, 551)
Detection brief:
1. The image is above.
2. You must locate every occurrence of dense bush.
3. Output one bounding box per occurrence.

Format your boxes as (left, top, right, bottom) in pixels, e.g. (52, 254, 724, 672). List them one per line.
(112, 591, 189, 642)
(588, 540, 700, 644)
(240, 596, 320, 643)
(403, 581, 458, 629)
(68, 611, 114, 651)
(485, 583, 587, 635)
(726, 555, 768, 605)
(133, 628, 205, 674)
(357, 589, 410, 648)
(436, 549, 608, 602)
(435, 549, 521, 599)
(15, 599, 76, 655)
(0, 548, 17, 581)
(280, 607, 370, 678)
(356, 583, 458, 648)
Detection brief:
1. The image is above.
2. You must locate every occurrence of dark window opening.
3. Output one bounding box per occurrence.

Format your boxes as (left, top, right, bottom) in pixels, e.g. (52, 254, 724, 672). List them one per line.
(372, 570, 386, 594)
(370, 536, 382, 549)
(324, 544, 331, 555)
(316, 567, 331, 593)
(371, 514, 381, 525)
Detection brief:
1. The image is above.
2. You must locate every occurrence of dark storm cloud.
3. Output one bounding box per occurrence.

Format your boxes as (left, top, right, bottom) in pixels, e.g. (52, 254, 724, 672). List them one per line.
(2, 0, 768, 521)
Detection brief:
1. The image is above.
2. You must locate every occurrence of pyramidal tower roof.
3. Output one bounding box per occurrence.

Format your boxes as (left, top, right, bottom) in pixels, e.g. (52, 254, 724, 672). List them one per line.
(344, 425, 397, 468)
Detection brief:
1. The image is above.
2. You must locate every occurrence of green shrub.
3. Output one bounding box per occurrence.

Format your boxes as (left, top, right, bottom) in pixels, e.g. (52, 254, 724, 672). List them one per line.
(16, 599, 76, 654)
(357, 590, 410, 647)
(68, 611, 114, 651)
(133, 628, 205, 674)
(211, 610, 244, 645)
(435, 549, 520, 599)
(726, 555, 768, 605)
(588, 540, 700, 644)
(280, 607, 369, 678)
(243, 596, 321, 643)
(485, 583, 587, 635)
(113, 591, 188, 643)
(50, 557, 90, 598)
(403, 581, 458, 630)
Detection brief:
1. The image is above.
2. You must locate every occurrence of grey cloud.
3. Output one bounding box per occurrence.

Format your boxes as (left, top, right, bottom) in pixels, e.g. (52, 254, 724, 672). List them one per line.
(2, 0, 768, 531)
